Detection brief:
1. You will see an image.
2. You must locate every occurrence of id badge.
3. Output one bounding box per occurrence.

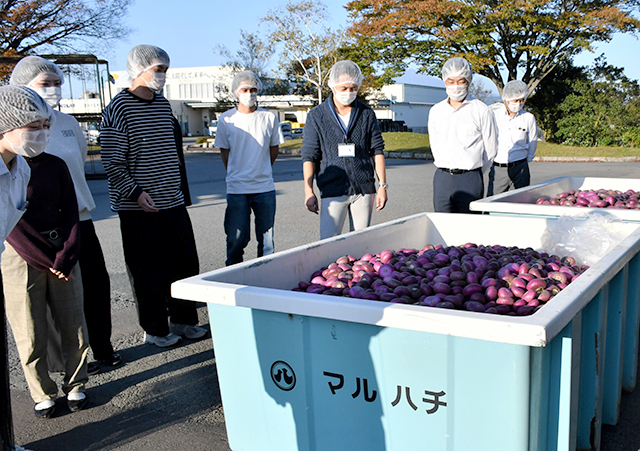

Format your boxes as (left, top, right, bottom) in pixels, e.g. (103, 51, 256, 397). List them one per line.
(338, 143, 355, 157)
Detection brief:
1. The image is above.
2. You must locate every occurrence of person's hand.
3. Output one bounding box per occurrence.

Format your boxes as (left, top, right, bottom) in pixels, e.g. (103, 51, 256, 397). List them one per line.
(305, 192, 319, 214)
(376, 188, 388, 211)
(49, 268, 69, 281)
(137, 191, 158, 212)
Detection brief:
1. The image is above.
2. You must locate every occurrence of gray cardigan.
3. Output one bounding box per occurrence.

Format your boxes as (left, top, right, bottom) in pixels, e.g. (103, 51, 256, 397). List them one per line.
(301, 95, 385, 198)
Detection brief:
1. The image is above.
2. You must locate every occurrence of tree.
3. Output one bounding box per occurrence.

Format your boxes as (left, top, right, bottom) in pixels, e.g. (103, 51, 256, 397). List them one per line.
(469, 79, 492, 103)
(262, 0, 344, 104)
(553, 57, 640, 147)
(215, 29, 274, 80)
(345, 0, 640, 94)
(0, 0, 132, 80)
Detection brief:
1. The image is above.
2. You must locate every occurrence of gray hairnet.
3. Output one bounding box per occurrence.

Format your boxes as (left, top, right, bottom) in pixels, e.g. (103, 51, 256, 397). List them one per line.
(502, 80, 529, 101)
(328, 60, 364, 88)
(126, 45, 170, 79)
(0, 86, 54, 135)
(442, 57, 473, 83)
(9, 56, 65, 87)
(231, 71, 262, 100)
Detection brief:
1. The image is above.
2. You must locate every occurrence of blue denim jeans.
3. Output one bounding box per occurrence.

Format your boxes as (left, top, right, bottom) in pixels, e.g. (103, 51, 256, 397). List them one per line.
(224, 191, 276, 266)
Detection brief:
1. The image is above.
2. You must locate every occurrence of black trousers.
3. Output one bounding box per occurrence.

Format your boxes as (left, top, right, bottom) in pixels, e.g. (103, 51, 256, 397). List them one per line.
(118, 206, 200, 337)
(433, 168, 484, 213)
(1, 273, 15, 451)
(79, 219, 114, 360)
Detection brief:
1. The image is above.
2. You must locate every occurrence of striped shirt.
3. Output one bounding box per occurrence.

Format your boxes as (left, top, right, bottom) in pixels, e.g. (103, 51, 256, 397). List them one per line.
(100, 89, 184, 211)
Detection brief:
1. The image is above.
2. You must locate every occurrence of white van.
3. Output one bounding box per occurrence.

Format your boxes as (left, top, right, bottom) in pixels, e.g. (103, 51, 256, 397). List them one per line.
(208, 120, 218, 136)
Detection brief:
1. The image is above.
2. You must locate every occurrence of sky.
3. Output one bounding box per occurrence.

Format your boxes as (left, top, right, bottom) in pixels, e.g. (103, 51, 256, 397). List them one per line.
(100, 0, 639, 91)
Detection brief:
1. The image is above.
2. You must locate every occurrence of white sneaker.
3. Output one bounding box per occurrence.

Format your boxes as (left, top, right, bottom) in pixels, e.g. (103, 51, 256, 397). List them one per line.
(170, 322, 207, 339)
(144, 332, 181, 347)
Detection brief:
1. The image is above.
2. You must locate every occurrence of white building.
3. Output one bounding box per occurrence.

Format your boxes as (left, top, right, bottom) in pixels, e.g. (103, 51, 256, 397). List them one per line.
(60, 65, 448, 136)
(369, 70, 447, 134)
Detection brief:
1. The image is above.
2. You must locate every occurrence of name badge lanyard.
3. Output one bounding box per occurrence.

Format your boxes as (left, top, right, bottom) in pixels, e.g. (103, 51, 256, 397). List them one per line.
(329, 99, 355, 144)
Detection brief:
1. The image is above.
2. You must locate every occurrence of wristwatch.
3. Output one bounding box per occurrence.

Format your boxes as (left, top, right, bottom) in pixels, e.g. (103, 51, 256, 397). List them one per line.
(379, 183, 388, 189)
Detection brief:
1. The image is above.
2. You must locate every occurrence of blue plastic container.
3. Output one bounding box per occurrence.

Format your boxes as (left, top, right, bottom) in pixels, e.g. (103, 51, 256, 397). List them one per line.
(172, 213, 640, 451)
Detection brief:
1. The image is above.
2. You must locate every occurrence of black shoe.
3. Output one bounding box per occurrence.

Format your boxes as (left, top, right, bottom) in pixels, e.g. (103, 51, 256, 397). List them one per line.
(67, 395, 88, 412)
(97, 352, 123, 367)
(34, 404, 56, 419)
(87, 362, 101, 376)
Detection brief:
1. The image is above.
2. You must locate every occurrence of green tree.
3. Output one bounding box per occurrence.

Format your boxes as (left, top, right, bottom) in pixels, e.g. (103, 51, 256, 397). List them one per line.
(554, 57, 640, 147)
(262, 0, 344, 104)
(345, 0, 640, 94)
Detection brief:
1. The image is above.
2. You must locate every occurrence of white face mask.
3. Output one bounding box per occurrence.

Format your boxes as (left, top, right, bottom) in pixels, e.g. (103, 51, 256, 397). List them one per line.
(446, 85, 469, 102)
(334, 90, 357, 106)
(31, 86, 62, 107)
(7, 129, 50, 158)
(507, 101, 523, 113)
(238, 92, 257, 108)
(144, 72, 166, 92)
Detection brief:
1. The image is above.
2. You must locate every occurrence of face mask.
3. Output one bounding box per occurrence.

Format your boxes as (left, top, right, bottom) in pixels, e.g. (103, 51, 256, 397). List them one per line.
(334, 90, 357, 106)
(144, 72, 166, 92)
(507, 101, 523, 113)
(238, 92, 257, 108)
(446, 85, 469, 102)
(7, 129, 50, 158)
(31, 86, 62, 107)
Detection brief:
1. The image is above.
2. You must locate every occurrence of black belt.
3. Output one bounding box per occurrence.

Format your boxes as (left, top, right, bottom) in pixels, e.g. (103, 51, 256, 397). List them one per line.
(493, 158, 527, 168)
(438, 167, 481, 175)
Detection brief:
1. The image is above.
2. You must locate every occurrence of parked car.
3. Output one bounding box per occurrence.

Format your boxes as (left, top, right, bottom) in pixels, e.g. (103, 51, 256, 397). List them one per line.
(83, 125, 100, 145)
(208, 120, 218, 136)
(280, 122, 293, 140)
(291, 127, 304, 139)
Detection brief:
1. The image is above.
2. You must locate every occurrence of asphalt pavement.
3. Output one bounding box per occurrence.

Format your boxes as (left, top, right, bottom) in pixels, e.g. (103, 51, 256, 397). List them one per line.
(7, 152, 640, 451)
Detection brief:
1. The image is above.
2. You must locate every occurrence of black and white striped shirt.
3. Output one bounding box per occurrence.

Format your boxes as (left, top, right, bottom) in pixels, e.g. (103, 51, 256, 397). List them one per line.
(101, 90, 184, 211)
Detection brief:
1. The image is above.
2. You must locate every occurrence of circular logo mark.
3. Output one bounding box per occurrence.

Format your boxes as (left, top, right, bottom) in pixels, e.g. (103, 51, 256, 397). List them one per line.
(271, 361, 296, 391)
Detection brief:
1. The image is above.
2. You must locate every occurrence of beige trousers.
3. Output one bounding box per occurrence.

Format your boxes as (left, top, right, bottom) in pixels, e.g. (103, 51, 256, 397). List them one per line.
(1, 242, 88, 403)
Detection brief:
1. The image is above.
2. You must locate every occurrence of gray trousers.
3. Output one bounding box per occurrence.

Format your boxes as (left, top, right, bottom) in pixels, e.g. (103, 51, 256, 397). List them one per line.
(487, 160, 531, 197)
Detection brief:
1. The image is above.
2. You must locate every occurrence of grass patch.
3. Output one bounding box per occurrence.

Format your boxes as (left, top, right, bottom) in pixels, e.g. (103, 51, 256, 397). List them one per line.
(383, 132, 431, 153)
(280, 138, 303, 152)
(536, 141, 640, 158)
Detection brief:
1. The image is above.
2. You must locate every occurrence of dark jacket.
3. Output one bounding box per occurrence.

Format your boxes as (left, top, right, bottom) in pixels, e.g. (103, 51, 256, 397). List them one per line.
(301, 94, 385, 198)
(7, 153, 80, 276)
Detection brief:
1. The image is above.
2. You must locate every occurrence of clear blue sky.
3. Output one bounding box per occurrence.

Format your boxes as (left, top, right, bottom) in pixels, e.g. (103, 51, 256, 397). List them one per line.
(105, 0, 639, 87)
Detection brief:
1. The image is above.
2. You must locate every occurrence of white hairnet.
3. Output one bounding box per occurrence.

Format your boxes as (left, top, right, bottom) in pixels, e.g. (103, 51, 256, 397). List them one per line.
(126, 45, 170, 79)
(9, 56, 65, 87)
(231, 71, 262, 100)
(0, 86, 54, 135)
(502, 80, 529, 101)
(442, 57, 473, 83)
(328, 60, 364, 88)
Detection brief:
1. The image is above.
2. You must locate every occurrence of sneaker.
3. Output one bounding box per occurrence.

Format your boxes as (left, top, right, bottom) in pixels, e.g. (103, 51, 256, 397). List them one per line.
(170, 322, 207, 340)
(67, 392, 88, 412)
(34, 400, 56, 419)
(144, 332, 181, 347)
(87, 362, 101, 376)
(97, 352, 123, 367)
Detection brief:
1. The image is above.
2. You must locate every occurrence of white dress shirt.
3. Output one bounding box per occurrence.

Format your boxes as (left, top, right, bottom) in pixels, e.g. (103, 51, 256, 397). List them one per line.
(493, 104, 538, 164)
(428, 97, 498, 173)
(1, 154, 30, 258)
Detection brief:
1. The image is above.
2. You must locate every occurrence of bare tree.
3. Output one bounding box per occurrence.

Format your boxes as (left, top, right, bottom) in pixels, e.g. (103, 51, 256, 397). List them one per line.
(215, 29, 274, 80)
(469, 79, 492, 103)
(262, 0, 343, 104)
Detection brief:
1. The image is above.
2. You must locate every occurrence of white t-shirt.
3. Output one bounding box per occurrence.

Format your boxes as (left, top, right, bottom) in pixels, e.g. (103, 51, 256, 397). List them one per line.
(428, 97, 498, 173)
(46, 110, 96, 220)
(492, 104, 538, 164)
(0, 155, 30, 258)
(215, 107, 284, 194)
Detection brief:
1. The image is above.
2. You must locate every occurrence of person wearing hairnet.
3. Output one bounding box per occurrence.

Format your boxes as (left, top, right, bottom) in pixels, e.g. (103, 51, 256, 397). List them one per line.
(0, 85, 90, 419)
(101, 45, 205, 348)
(487, 80, 538, 196)
(301, 60, 387, 239)
(0, 85, 32, 449)
(10, 56, 121, 376)
(214, 71, 284, 265)
(427, 57, 498, 213)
